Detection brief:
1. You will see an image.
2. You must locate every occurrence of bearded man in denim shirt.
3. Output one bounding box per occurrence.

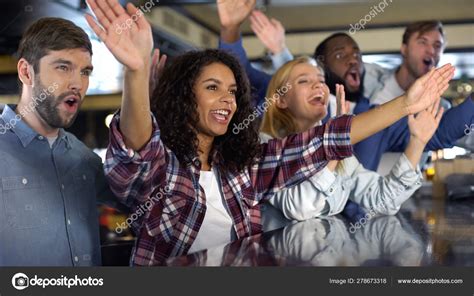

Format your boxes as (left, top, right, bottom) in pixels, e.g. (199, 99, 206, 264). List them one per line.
(0, 17, 119, 266)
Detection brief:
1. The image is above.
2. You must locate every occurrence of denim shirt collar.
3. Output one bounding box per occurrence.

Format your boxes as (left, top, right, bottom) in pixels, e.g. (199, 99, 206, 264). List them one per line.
(1, 104, 71, 149)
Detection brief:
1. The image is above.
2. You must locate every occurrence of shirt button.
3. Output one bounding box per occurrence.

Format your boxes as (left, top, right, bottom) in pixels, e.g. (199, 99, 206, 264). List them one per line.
(61, 184, 65, 190)
(82, 174, 87, 181)
(67, 219, 71, 225)
(329, 187, 334, 193)
(22, 178, 28, 185)
(38, 136, 44, 140)
(74, 256, 79, 262)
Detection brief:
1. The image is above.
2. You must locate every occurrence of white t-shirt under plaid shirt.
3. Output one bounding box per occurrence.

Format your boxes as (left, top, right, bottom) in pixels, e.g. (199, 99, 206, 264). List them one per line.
(188, 168, 234, 254)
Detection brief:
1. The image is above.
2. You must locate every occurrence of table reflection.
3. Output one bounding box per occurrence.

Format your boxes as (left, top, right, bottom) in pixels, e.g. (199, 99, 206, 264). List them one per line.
(166, 196, 474, 267)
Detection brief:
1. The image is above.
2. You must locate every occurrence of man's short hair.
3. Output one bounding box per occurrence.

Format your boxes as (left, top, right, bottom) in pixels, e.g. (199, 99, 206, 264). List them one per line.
(313, 32, 353, 65)
(402, 20, 444, 44)
(18, 17, 92, 73)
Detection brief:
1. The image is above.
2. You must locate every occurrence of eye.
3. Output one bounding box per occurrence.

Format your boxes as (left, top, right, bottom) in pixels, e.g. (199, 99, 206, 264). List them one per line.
(81, 69, 92, 77)
(298, 79, 308, 84)
(335, 53, 344, 59)
(229, 89, 237, 95)
(206, 84, 217, 91)
(353, 52, 361, 59)
(57, 65, 69, 72)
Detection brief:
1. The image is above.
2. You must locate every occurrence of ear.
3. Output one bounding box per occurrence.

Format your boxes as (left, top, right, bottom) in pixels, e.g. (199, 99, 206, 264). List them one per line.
(400, 43, 408, 58)
(275, 94, 288, 109)
(17, 58, 34, 87)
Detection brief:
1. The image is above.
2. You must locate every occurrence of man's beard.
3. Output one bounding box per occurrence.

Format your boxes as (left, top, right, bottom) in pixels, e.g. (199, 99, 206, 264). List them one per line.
(33, 77, 80, 129)
(324, 68, 364, 102)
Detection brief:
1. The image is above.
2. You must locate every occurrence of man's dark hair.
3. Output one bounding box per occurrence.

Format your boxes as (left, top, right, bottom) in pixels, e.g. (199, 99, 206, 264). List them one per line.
(18, 17, 92, 73)
(402, 20, 444, 45)
(313, 32, 352, 66)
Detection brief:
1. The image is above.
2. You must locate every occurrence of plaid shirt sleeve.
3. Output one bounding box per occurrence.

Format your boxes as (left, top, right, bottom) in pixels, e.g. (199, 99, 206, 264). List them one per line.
(103, 113, 167, 208)
(250, 115, 354, 201)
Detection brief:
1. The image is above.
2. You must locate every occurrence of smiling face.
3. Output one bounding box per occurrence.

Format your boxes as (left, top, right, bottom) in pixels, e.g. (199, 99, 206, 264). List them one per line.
(402, 29, 444, 79)
(194, 62, 238, 138)
(279, 63, 329, 131)
(32, 48, 92, 128)
(324, 35, 363, 93)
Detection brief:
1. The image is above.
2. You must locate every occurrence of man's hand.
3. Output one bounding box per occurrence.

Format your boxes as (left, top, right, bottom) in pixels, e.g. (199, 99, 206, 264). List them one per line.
(250, 10, 286, 54)
(404, 63, 454, 115)
(218, 0, 256, 43)
(85, 0, 153, 71)
(217, 0, 256, 29)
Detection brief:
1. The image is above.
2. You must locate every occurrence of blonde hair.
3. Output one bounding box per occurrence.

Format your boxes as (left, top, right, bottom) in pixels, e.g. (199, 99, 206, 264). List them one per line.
(260, 56, 324, 139)
(260, 57, 347, 174)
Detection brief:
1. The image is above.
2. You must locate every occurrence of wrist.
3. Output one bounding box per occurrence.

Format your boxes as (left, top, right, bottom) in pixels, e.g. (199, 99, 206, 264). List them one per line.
(220, 26, 241, 43)
(124, 65, 149, 80)
(271, 45, 286, 55)
(409, 134, 428, 147)
(401, 94, 413, 115)
(125, 57, 150, 73)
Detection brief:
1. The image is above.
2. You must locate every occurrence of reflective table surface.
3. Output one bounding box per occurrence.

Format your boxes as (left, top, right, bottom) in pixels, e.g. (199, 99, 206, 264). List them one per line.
(166, 194, 474, 266)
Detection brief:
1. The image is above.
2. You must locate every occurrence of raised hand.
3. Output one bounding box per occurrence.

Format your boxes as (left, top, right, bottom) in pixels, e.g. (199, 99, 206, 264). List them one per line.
(335, 83, 350, 116)
(217, 0, 256, 29)
(250, 10, 286, 54)
(149, 48, 167, 95)
(408, 98, 444, 145)
(404, 63, 455, 115)
(85, 0, 153, 71)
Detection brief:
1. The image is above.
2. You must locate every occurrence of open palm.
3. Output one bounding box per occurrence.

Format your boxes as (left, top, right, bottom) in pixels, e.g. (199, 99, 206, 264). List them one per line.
(405, 64, 454, 114)
(250, 10, 286, 54)
(85, 0, 153, 71)
(408, 99, 444, 144)
(217, 0, 256, 28)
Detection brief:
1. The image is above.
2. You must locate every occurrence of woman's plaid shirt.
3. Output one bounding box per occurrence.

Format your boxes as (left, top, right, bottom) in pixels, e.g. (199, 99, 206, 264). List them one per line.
(104, 113, 353, 265)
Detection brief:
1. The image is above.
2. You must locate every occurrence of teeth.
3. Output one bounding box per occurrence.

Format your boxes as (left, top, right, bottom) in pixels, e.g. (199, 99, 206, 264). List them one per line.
(212, 109, 229, 116)
(314, 93, 324, 98)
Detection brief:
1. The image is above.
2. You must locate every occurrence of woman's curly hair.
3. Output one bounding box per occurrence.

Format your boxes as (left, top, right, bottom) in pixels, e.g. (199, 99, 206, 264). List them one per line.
(151, 49, 261, 173)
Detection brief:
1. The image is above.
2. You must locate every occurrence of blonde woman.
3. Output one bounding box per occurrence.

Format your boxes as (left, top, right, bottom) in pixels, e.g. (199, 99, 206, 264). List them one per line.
(260, 57, 444, 224)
